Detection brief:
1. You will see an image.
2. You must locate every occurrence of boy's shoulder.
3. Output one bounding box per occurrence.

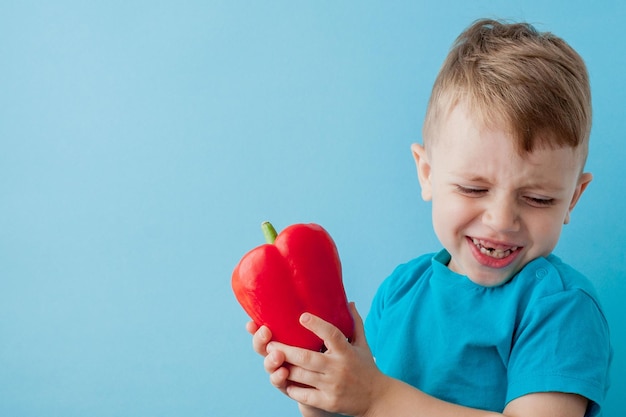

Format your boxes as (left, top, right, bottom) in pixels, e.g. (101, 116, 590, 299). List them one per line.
(390, 252, 436, 277)
(375, 252, 439, 303)
(518, 254, 600, 300)
(506, 255, 608, 324)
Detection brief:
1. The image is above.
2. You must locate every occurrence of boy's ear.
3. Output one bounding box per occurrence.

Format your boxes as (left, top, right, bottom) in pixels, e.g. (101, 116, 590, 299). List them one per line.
(411, 143, 433, 201)
(564, 172, 593, 224)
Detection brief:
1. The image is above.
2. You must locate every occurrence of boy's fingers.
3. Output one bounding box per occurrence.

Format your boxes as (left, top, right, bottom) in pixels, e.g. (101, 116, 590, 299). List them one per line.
(245, 320, 259, 335)
(269, 366, 290, 390)
(299, 312, 350, 353)
(252, 325, 272, 356)
(271, 339, 325, 370)
(347, 302, 366, 346)
(264, 349, 286, 373)
(285, 383, 322, 408)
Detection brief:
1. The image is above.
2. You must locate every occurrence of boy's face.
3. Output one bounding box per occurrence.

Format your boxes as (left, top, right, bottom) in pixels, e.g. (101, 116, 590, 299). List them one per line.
(413, 103, 592, 286)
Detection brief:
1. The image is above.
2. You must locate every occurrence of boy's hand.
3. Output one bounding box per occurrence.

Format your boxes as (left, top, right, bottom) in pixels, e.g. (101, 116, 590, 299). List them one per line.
(246, 321, 272, 357)
(247, 321, 336, 417)
(246, 321, 290, 394)
(266, 303, 385, 417)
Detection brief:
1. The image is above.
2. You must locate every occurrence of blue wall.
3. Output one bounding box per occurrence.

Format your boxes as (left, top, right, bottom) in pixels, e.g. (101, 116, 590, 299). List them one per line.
(1, 1, 623, 416)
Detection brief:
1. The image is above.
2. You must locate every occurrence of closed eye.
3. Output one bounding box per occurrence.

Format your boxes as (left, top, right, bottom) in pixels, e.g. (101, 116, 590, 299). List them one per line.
(455, 185, 487, 196)
(524, 196, 555, 207)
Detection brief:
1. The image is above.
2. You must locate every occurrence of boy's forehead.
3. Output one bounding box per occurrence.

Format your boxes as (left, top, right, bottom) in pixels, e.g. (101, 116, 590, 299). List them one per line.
(427, 97, 588, 168)
(429, 102, 504, 148)
(430, 102, 585, 169)
(428, 108, 586, 177)
(428, 99, 501, 139)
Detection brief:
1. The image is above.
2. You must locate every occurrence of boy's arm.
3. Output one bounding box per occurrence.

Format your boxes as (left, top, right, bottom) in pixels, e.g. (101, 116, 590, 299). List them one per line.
(270, 305, 588, 417)
(297, 406, 341, 417)
(357, 376, 587, 417)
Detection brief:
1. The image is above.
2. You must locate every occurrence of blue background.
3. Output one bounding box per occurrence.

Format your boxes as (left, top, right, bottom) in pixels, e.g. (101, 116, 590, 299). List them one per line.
(1, 1, 624, 416)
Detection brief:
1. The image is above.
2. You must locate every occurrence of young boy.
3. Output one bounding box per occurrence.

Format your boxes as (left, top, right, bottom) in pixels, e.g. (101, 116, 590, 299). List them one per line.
(247, 19, 612, 417)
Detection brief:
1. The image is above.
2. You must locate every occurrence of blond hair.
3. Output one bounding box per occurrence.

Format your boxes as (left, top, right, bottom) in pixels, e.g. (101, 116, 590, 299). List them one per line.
(423, 19, 591, 161)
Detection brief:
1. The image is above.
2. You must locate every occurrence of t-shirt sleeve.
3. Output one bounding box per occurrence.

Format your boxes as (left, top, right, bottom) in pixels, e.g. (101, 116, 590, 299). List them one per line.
(506, 289, 612, 416)
(364, 255, 432, 359)
(364, 269, 389, 358)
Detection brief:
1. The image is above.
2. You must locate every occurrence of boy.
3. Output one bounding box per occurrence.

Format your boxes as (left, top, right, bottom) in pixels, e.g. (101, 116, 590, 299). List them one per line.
(247, 19, 612, 417)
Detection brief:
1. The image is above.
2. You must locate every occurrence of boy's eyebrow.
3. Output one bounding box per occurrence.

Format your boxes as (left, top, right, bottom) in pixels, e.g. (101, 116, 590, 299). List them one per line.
(465, 175, 489, 183)
(453, 173, 567, 193)
(450, 173, 492, 184)
(523, 182, 568, 193)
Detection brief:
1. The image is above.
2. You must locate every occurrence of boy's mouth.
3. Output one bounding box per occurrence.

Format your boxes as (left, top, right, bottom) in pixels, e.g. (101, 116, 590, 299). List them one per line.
(471, 238, 519, 259)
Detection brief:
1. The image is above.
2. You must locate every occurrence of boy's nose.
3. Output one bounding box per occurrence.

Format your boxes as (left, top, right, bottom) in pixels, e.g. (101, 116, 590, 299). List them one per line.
(482, 198, 520, 233)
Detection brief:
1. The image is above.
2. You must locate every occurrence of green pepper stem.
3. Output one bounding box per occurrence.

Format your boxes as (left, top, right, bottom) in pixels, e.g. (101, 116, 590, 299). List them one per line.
(261, 221, 278, 244)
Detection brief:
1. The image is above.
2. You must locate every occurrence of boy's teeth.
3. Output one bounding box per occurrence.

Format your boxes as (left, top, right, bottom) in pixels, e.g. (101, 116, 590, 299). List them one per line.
(471, 238, 518, 259)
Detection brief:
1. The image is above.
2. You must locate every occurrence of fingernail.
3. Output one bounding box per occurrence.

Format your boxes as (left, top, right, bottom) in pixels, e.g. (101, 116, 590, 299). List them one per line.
(300, 313, 311, 324)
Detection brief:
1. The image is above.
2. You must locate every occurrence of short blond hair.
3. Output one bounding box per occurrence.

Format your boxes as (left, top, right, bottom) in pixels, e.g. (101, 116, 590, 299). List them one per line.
(423, 19, 591, 161)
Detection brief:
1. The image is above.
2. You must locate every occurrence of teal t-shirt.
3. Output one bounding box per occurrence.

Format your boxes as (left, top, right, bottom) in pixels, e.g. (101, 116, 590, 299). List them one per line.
(365, 250, 611, 416)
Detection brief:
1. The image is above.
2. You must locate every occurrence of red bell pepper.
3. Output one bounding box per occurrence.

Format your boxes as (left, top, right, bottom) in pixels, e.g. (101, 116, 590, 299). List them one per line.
(232, 221, 354, 351)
